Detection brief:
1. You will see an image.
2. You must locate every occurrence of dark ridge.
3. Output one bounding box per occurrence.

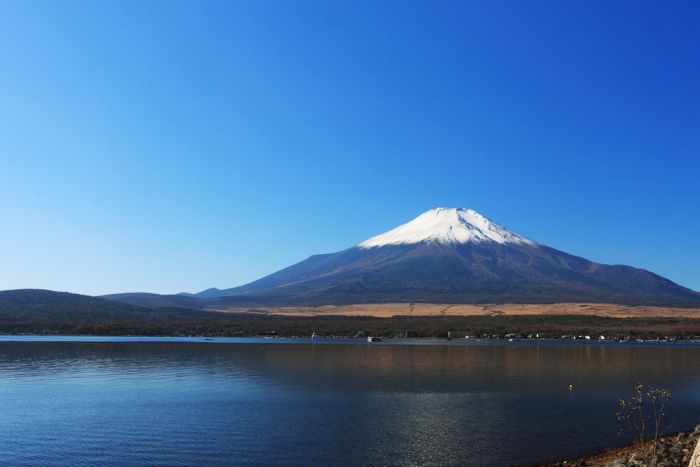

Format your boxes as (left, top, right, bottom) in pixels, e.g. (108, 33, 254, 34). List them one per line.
(0, 289, 218, 322)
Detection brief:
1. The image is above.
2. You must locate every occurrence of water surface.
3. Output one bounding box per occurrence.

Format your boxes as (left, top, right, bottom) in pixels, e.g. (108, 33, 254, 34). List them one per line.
(0, 337, 698, 466)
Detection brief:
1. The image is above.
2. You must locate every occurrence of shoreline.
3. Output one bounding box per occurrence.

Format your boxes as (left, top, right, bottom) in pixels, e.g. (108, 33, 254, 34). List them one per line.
(539, 427, 700, 467)
(1, 334, 699, 347)
(2, 313, 698, 342)
(3, 294, 700, 340)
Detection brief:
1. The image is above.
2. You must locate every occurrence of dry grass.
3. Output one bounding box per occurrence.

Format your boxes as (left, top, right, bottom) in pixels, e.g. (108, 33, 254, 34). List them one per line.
(207, 302, 700, 319)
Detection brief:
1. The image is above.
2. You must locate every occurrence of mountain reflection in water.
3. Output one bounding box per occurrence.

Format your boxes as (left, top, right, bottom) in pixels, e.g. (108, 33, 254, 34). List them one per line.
(0, 340, 698, 466)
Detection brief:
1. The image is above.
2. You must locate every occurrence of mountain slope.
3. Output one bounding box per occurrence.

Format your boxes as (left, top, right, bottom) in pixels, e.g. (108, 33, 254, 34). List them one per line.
(0, 289, 212, 322)
(99, 292, 205, 309)
(199, 208, 700, 307)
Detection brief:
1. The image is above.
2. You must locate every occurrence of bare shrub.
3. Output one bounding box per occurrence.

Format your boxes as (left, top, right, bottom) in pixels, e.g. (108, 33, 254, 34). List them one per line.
(616, 384, 671, 465)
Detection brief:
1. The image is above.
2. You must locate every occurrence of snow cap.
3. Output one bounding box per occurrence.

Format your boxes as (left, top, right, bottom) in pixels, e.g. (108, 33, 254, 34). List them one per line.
(358, 208, 535, 248)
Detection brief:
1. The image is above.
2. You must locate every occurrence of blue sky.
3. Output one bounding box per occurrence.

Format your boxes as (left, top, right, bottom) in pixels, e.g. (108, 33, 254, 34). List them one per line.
(1, 0, 698, 295)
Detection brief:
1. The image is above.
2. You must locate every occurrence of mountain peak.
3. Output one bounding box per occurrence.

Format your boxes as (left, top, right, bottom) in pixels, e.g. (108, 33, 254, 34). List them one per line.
(358, 207, 535, 248)
(184, 207, 700, 306)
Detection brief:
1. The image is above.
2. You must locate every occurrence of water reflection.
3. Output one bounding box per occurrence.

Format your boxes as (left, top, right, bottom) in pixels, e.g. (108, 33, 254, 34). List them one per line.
(0, 342, 698, 466)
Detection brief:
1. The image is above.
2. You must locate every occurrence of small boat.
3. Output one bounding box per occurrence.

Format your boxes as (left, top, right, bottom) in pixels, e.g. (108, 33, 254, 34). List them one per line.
(311, 332, 325, 340)
(367, 336, 382, 342)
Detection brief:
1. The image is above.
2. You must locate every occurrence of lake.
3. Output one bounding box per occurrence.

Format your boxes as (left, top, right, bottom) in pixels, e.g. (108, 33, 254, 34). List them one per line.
(0, 337, 698, 466)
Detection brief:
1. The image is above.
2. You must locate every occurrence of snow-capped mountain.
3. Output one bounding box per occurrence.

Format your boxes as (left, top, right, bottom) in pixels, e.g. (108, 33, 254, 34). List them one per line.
(359, 208, 535, 248)
(194, 208, 700, 306)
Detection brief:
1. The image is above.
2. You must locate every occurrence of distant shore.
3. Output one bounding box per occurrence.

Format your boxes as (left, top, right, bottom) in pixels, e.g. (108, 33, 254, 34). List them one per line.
(1, 313, 699, 341)
(2, 290, 698, 339)
(1, 335, 700, 348)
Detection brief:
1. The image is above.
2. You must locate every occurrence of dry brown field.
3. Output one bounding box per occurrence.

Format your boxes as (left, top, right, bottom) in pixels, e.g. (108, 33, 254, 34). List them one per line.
(208, 302, 700, 319)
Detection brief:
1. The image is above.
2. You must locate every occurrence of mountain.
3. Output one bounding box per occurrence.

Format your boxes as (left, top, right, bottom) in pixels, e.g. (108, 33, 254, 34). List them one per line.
(193, 208, 700, 307)
(99, 292, 205, 309)
(0, 289, 212, 322)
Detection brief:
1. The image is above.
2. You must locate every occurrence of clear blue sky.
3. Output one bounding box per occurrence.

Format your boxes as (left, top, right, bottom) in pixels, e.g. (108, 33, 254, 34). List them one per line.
(1, 0, 698, 296)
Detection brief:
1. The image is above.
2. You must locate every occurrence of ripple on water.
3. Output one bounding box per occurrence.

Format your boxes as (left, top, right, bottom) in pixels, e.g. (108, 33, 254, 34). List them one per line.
(0, 341, 698, 466)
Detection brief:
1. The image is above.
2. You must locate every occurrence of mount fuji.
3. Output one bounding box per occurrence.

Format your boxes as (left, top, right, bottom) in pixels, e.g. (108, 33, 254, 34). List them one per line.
(193, 208, 700, 306)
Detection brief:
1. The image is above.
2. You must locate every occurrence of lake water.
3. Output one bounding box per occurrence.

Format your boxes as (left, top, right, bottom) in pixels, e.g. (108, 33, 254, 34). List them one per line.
(0, 337, 698, 466)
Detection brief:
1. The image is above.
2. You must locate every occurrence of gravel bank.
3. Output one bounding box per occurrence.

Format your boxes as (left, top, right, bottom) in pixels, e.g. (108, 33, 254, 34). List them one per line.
(542, 424, 700, 467)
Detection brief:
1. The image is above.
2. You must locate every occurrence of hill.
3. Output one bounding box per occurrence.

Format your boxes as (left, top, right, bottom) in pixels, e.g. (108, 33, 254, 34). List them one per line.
(0, 289, 211, 323)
